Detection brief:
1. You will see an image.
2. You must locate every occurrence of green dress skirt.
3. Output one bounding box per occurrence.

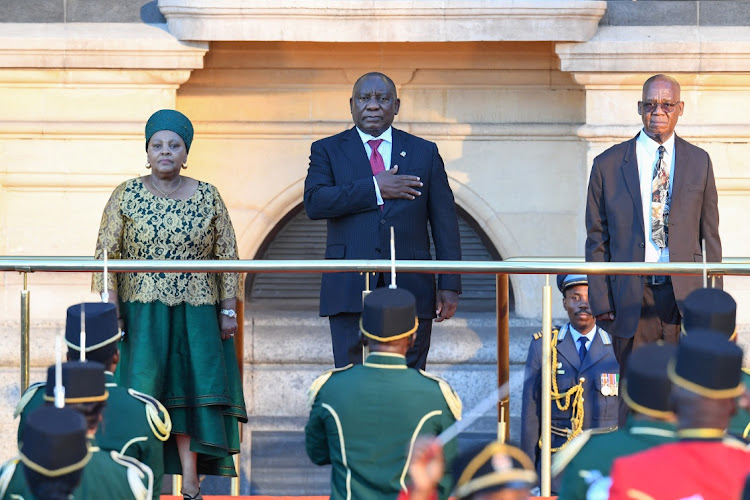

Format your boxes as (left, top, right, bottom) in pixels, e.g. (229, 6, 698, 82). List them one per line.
(117, 301, 247, 476)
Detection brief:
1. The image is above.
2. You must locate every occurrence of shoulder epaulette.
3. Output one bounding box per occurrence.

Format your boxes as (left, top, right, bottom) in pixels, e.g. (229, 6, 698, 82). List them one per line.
(418, 370, 462, 420)
(110, 451, 153, 500)
(0, 457, 20, 499)
(742, 367, 750, 376)
(127, 389, 172, 442)
(551, 429, 592, 477)
(532, 327, 560, 341)
(722, 434, 750, 450)
(597, 327, 612, 345)
(13, 382, 46, 418)
(307, 365, 353, 406)
(119, 437, 149, 457)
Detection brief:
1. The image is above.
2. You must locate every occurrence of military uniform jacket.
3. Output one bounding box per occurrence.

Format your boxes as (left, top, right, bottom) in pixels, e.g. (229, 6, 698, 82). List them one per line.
(729, 369, 750, 441)
(0, 440, 153, 500)
(305, 352, 462, 500)
(520, 324, 619, 492)
(15, 372, 169, 500)
(555, 418, 675, 500)
(609, 437, 750, 500)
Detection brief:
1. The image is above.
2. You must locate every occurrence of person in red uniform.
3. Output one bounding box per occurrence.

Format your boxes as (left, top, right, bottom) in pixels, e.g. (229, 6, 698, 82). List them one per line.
(608, 329, 750, 500)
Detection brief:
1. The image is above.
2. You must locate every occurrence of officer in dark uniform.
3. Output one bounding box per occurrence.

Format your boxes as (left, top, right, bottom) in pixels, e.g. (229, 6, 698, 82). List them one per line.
(520, 274, 619, 494)
(305, 287, 462, 500)
(555, 343, 677, 499)
(609, 329, 750, 499)
(14, 302, 170, 500)
(14, 406, 89, 500)
(681, 287, 750, 440)
(1, 360, 154, 499)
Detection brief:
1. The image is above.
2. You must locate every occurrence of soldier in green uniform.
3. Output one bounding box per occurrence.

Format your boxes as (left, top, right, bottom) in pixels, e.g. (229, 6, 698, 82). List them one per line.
(681, 287, 750, 440)
(305, 287, 462, 500)
(14, 302, 170, 500)
(14, 406, 89, 500)
(554, 343, 677, 500)
(1, 360, 154, 499)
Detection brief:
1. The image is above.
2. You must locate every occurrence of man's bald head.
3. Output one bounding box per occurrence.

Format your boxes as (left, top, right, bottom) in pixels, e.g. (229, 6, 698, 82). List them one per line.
(642, 74, 681, 101)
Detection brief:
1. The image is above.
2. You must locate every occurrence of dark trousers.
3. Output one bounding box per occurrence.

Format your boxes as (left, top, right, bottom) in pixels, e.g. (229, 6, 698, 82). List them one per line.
(611, 281, 681, 425)
(328, 313, 433, 369)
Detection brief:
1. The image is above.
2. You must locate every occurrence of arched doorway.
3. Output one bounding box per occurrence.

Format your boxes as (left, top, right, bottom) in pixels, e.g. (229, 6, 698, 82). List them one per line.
(246, 204, 512, 312)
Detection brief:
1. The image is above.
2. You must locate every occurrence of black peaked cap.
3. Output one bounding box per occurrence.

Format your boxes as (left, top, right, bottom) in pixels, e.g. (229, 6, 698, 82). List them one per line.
(20, 406, 90, 476)
(360, 287, 418, 342)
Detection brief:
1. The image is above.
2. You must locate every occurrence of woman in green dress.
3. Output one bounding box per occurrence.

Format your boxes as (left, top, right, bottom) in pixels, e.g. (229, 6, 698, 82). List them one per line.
(93, 109, 247, 500)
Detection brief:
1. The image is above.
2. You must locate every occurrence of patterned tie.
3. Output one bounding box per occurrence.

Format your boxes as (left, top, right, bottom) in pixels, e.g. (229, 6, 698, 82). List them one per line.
(651, 145, 670, 249)
(368, 139, 385, 176)
(577, 337, 588, 363)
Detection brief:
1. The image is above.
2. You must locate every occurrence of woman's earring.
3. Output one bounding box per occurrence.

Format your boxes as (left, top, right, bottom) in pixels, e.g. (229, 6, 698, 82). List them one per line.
(182, 162, 188, 169)
(145, 161, 151, 169)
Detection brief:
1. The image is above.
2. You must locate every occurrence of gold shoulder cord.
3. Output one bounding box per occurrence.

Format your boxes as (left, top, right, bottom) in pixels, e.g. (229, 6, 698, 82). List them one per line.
(538, 328, 585, 452)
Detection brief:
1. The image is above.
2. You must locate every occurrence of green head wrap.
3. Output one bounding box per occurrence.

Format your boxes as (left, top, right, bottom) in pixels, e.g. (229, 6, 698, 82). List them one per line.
(145, 109, 194, 153)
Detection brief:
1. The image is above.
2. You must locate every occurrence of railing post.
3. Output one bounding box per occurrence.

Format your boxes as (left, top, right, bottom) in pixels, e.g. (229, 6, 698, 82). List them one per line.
(231, 276, 246, 496)
(540, 275, 552, 496)
(496, 274, 510, 442)
(20, 272, 30, 392)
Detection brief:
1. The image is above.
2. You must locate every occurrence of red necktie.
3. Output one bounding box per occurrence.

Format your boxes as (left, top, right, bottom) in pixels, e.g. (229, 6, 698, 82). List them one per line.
(368, 139, 385, 176)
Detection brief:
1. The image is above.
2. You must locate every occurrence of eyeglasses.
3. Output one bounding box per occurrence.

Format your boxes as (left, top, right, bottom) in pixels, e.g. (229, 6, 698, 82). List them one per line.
(641, 101, 682, 113)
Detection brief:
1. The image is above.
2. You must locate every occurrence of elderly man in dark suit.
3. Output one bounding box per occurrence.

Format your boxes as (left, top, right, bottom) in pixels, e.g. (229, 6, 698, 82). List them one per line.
(585, 74, 721, 417)
(304, 72, 462, 370)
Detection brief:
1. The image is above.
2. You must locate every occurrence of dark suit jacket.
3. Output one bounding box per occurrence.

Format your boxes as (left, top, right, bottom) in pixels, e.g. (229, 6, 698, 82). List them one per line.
(585, 133, 722, 339)
(520, 324, 620, 493)
(304, 126, 461, 318)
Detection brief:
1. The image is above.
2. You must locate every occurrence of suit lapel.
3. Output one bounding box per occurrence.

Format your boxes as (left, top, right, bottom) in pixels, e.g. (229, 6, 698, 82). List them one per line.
(619, 136, 644, 236)
(580, 328, 607, 373)
(382, 128, 410, 217)
(671, 134, 687, 211)
(341, 127, 376, 180)
(557, 327, 581, 371)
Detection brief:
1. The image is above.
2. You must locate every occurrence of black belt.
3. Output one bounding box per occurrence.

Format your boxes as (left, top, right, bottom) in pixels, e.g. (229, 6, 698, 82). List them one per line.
(646, 275, 671, 286)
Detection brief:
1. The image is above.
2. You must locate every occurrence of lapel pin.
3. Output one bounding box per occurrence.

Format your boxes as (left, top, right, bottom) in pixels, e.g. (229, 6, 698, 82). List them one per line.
(400, 151, 406, 157)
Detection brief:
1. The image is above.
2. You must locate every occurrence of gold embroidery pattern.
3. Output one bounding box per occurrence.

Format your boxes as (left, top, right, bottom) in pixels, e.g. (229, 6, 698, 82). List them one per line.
(92, 178, 240, 306)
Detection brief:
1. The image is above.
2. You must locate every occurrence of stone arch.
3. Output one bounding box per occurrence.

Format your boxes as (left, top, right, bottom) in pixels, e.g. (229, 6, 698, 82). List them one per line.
(240, 175, 516, 312)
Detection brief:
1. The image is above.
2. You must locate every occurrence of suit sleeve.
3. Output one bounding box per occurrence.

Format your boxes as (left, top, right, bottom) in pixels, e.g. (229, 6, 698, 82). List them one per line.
(520, 338, 542, 468)
(585, 159, 615, 315)
(426, 143, 462, 292)
(304, 398, 331, 465)
(700, 155, 723, 288)
(304, 139, 380, 220)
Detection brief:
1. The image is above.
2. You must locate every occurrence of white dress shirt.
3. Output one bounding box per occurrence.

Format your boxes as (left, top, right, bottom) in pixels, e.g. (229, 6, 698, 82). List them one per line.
(636, 130, 676, 263)
(568, 324, 596, 353)
(356, 126, 393, 206)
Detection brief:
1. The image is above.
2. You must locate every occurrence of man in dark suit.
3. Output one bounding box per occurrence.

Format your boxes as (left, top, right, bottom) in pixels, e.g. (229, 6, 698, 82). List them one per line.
(521, 274, 619, 495)
(585, 74, 721, 403)
(304, 72, 462, 369)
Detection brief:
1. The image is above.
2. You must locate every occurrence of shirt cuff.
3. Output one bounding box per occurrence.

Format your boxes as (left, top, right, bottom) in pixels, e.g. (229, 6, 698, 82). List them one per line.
(373, 177, 384, 205)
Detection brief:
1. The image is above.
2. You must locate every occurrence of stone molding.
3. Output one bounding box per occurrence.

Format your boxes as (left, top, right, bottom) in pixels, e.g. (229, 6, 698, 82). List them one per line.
(0, 23, 207, 70)
(557, 26, 750, 73)
(158, 0, 606, 42)
(5, 120, 750, 143)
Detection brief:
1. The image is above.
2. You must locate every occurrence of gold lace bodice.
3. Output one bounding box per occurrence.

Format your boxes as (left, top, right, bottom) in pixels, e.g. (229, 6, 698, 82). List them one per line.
(92, 178, 240, 306)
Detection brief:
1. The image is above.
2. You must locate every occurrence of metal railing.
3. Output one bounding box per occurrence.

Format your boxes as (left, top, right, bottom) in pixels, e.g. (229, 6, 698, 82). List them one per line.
(2, 256, 750, 496)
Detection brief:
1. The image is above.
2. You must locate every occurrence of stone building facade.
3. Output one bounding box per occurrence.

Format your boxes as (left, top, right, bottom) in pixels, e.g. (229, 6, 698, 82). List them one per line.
(1, 0, 750, 493)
